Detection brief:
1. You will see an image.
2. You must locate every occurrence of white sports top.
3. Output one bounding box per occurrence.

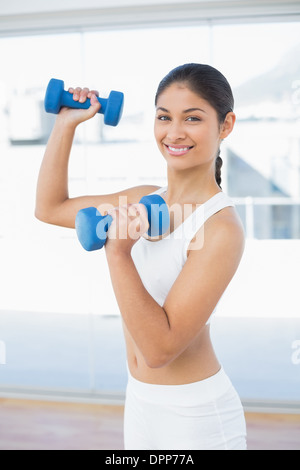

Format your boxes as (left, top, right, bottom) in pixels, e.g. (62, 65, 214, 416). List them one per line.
(131, 187, 235, 324)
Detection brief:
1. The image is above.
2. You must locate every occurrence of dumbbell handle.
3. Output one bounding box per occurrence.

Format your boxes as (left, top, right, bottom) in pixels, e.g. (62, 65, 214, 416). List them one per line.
(44, 78, 124, 126)
(59, 89, 108, 114)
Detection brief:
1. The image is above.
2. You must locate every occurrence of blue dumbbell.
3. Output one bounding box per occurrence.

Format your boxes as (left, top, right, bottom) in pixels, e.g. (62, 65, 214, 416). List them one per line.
(44, 78, 124, 127)
(75, 194, 169, 252)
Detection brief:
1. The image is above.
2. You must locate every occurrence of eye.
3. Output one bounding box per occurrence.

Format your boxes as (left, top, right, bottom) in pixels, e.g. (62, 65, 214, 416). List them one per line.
(157, 115, 171, 121)
(186, 116, 202, 122)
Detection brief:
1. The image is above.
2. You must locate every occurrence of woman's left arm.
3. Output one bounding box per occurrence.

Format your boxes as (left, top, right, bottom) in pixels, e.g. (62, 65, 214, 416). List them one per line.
(105, 204, 245, 368)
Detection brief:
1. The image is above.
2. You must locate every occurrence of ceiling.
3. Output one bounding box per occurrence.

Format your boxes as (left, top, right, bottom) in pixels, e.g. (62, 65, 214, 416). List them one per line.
(0, 0, 299, 36)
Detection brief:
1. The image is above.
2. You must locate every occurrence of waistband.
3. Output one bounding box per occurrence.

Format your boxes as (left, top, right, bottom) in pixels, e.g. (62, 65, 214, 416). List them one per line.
(126, 366, 233, 407)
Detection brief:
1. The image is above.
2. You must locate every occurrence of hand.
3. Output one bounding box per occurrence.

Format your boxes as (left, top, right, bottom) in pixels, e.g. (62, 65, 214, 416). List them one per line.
(105, 204, 149, 257)
(57, 87, 101, 127)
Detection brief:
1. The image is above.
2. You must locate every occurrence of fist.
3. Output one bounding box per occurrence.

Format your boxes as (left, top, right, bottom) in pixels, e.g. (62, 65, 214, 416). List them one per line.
(105, 203, 149, 254)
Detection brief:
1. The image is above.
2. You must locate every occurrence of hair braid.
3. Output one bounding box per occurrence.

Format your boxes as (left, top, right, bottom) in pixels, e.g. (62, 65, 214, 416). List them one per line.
(215, 150, 223, 189)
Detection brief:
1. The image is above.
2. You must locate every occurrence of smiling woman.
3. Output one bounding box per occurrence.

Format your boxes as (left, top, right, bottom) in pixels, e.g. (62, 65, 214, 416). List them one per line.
(0, 13, 300, 452)
(123, 64, 245, 450)
(154, 64, 235, 188)
(35, 60, 246, 449)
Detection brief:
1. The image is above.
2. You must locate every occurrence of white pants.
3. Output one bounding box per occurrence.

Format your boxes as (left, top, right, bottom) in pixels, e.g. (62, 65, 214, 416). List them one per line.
(124, 367, 247, 450)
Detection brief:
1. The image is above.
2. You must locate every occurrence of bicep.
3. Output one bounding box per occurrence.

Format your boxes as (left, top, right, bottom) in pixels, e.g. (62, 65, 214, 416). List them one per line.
(42, 185, 161, 228)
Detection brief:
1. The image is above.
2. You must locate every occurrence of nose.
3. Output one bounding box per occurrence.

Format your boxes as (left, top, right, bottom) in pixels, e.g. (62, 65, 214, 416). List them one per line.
(166, 120, 187, 142)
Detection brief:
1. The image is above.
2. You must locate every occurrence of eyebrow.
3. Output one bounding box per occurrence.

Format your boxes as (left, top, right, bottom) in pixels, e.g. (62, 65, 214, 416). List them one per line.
(156, 106, 207, 114)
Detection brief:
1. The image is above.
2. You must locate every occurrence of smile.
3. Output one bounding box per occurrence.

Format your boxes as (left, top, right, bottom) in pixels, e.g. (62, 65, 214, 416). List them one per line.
(164, 144, 193, 156)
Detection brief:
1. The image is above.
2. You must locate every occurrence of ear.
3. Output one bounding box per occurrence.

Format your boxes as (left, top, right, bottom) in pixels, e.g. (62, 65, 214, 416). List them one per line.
(220, 112, 236, 139)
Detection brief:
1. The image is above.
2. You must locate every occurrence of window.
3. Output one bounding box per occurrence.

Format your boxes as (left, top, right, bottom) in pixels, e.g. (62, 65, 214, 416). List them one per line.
(0, 20, 299, 409)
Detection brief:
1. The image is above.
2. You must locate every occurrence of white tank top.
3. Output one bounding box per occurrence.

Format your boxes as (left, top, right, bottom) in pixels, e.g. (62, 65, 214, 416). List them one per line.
(131, 187, 235, 324)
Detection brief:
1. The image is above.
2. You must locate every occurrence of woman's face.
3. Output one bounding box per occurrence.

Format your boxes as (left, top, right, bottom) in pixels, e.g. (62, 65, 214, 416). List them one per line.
(154, 83, 231, 172)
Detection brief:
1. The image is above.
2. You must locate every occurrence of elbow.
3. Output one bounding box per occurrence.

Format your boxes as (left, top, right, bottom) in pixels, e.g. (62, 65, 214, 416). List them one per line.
(35, 206, 55, 224)
(35, 207, 49, 223)
(35, 207, 44, 222)
(144, 324, 178, 369)
(144, 348, 175, 369)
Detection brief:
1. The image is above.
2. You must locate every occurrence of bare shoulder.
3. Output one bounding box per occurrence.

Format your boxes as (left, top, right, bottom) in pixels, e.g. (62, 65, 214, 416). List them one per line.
(211, 206, 245, 250)
(209, 205, 244, 240)
(187, 204, 245, 265)
(190, 205, 245, 264)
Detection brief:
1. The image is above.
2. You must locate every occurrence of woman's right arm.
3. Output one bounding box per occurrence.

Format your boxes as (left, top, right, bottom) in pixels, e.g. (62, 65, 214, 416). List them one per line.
(35, 88, 159, 229)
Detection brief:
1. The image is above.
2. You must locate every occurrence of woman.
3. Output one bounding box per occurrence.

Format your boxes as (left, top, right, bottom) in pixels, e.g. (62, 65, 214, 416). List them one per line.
(36, 63, 247, 450)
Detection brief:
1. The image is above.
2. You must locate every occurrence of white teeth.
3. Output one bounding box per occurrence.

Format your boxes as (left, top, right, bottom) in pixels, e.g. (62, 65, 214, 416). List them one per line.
(168, 146, 190, 152)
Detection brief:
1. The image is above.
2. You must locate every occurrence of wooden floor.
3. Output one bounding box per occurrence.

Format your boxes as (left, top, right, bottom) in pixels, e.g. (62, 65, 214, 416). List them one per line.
(0, 398, 299, 450)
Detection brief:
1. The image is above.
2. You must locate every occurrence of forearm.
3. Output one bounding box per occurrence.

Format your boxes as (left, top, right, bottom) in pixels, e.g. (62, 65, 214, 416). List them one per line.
(106, 250, 172, 368)
(35, 118, 76, 221)
(35, 90, 100, 224)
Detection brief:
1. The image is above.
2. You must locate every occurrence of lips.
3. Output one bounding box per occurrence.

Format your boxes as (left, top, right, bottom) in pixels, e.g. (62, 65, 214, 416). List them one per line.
(164, 144, 193, 156)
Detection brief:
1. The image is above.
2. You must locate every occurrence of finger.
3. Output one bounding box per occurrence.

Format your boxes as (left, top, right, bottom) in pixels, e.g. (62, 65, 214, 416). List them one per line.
(127, 204, 140, 218)
(72, 87, 82, 101)
(90, 93, 101, 110)
(117, 206, 130, 220)
(135, 204, 148, 221)
(107, 207, 117, 219)
(135, 203, 150, 231)
(77, 87, 89, 103)
(87, 89, 100, 98)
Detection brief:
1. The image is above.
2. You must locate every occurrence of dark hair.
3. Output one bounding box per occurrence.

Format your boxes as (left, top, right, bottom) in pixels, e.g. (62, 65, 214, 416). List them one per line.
(155, 63, 234, 189)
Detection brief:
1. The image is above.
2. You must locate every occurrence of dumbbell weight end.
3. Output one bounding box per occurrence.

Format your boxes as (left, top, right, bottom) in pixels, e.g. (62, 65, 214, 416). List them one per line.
(139, 194, 170, 238)
(75, 207, 113, 252)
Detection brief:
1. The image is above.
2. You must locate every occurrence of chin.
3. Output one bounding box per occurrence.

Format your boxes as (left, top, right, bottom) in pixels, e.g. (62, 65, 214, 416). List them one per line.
(165, 155, 198, 171)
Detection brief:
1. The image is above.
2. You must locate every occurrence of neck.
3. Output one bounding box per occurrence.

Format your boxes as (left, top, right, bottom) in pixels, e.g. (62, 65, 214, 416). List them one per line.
(165, 164, 221, 206)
